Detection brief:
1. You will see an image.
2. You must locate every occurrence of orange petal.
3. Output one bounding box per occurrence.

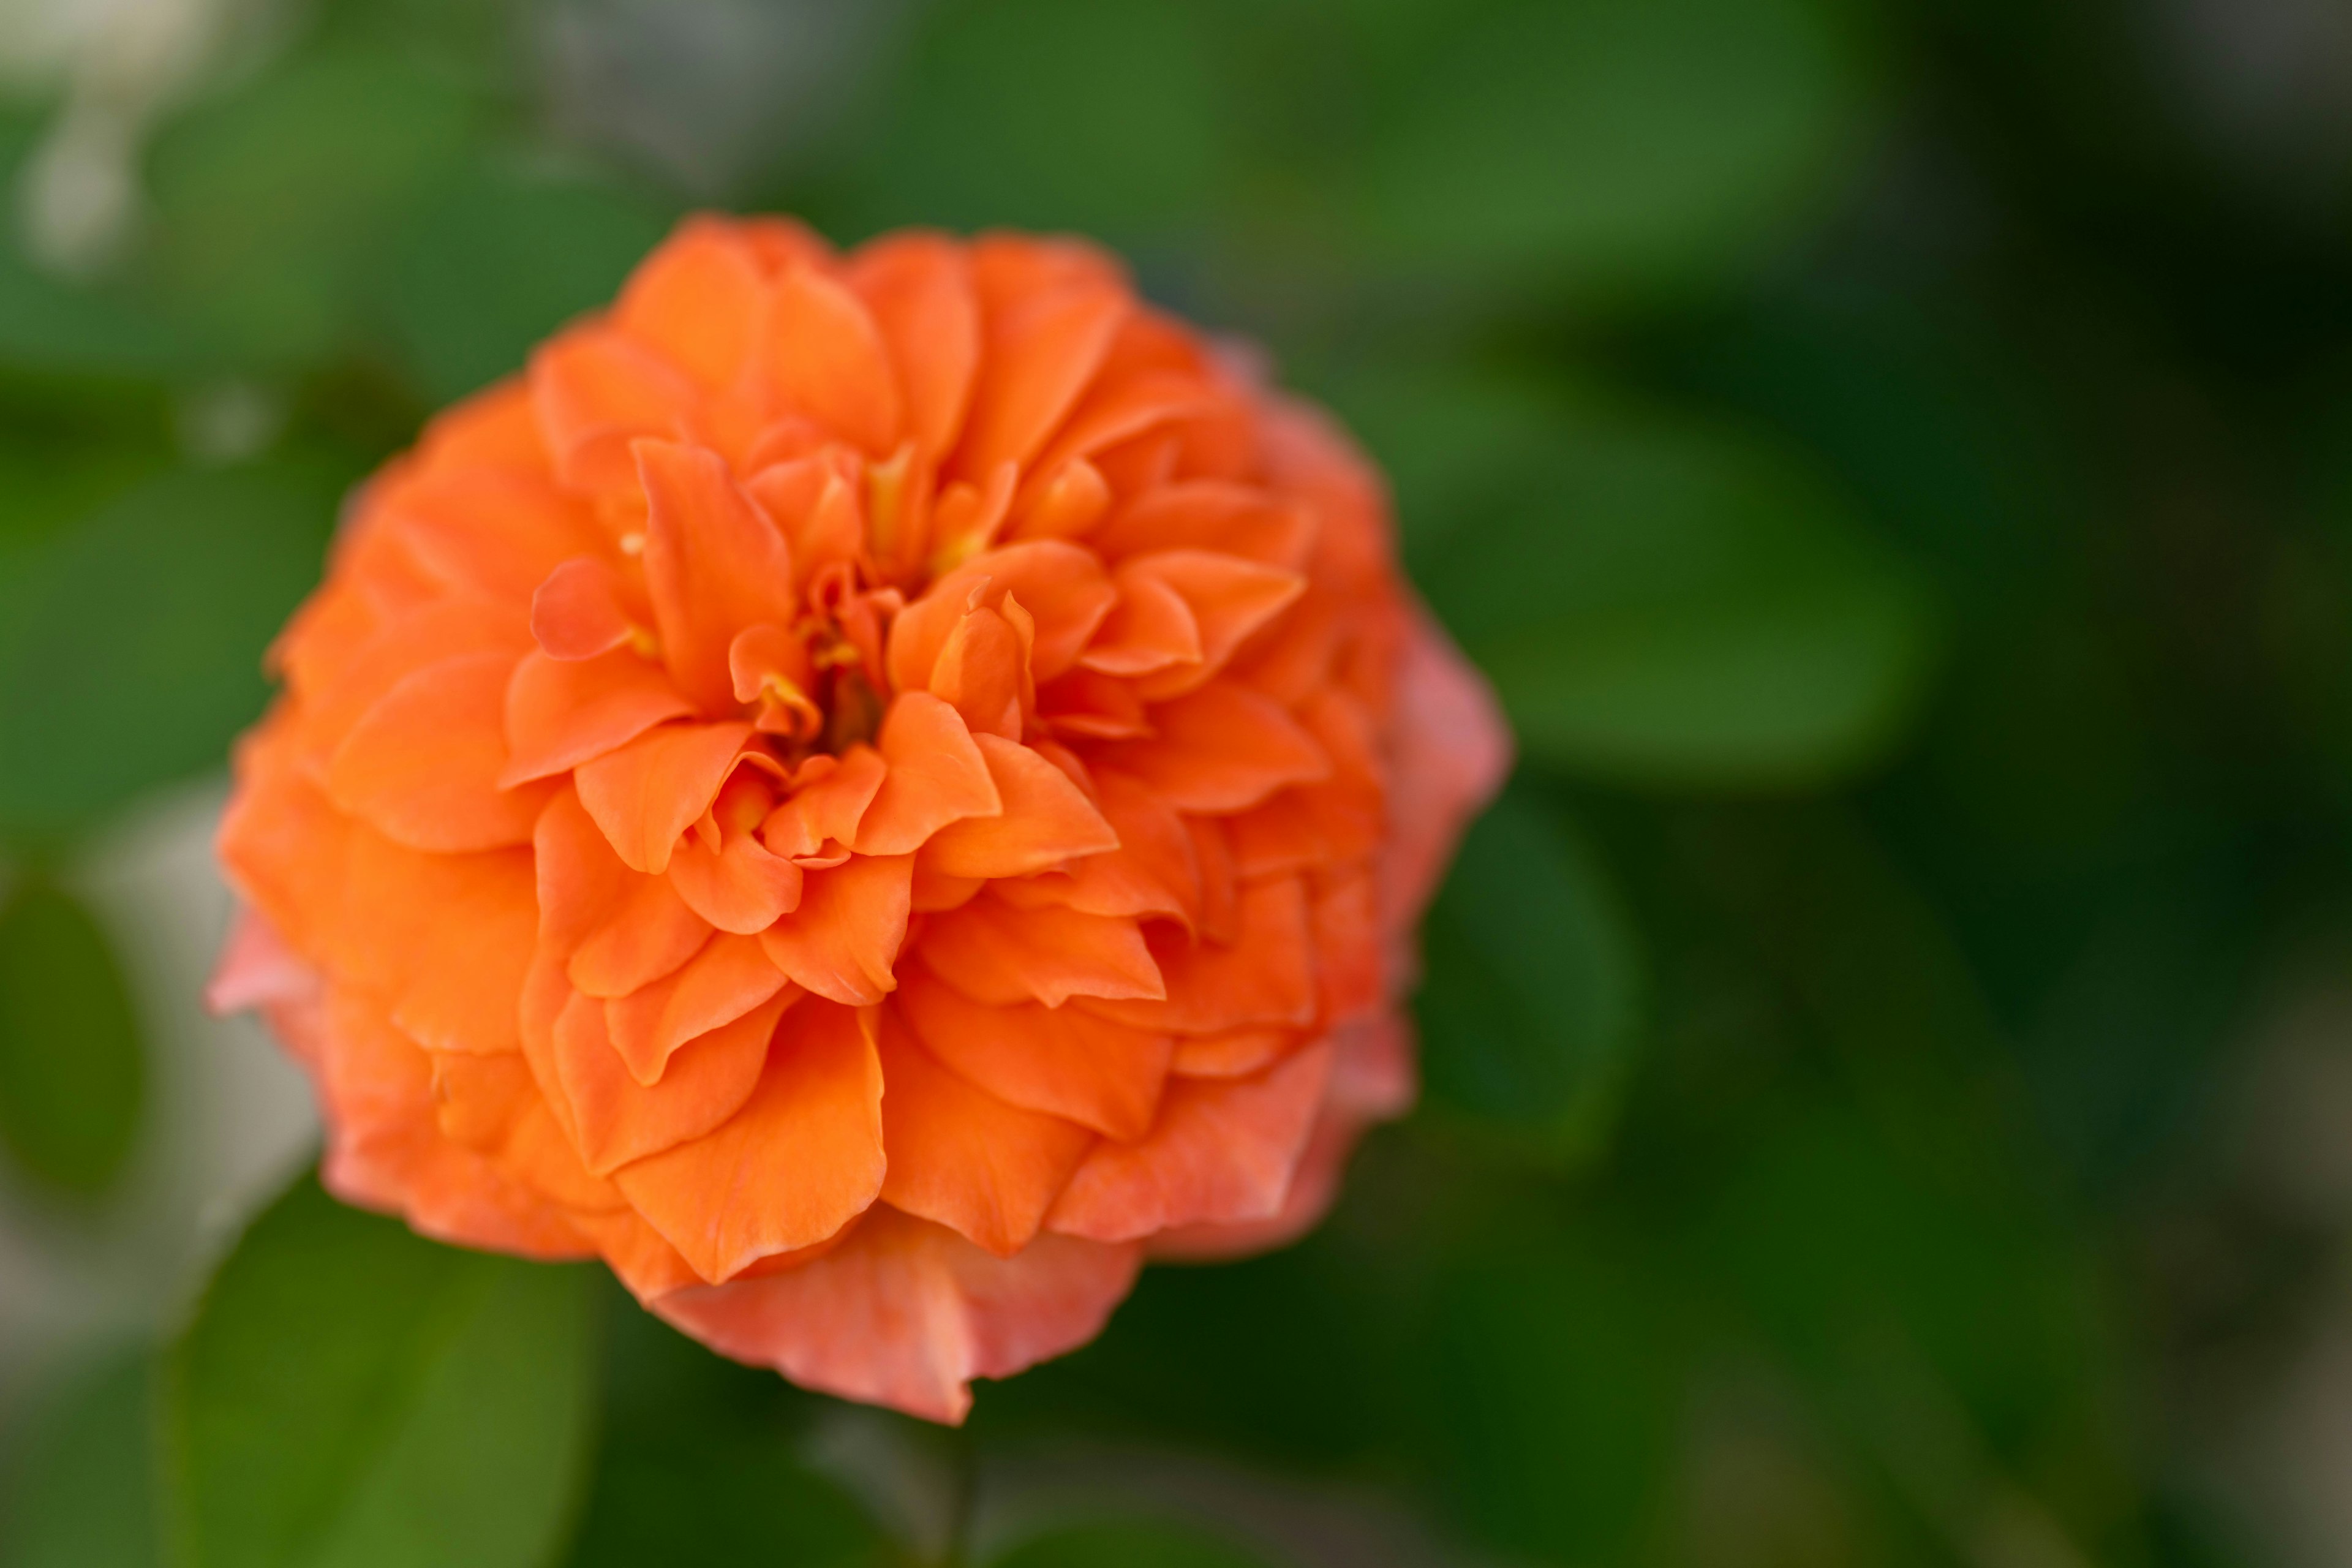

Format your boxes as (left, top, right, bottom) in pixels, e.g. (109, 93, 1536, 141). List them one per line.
(1154, 1016, 1412, 1262)
(877, 1011, 1094, 1257)
(1046, 1040, 1332, 1242)
(206, 905, 318, 1017)
(574, 1207, 705, 1302)
(989, 766, 1196, 925)
(888, 541, 1115, 691)
(765, 265, 903, 456)
(1078, 568, 1198, 676)
(952, 280, 1128, 481)
(613, 999, 885, 1281)
(1120, 549, 1307, 700)
(1012, 455, 1112, 542)
(290, 598, 529, 757)
(314, 987, 588, 1260)
(1187, 814, 1238, 944)
(926, 605, 1027, 740)
(530, 324, 695, 493)
(1101, 682, 1327, 814)
(650, 1205, 1142, 1424)
(916, 895, 1162, 1009)
(496, 1095, 629, 1213)
(614, 215, 771, 387)
(668, 828, 804, 933)
(1087, 876, 1316, 1035)
(1383, 610, 1514, 925)
(897, 965, 1170, 1140)
(1035, 666, 1150, 740)
(1016, 370, 1218, 516)
(414, 378, 551, 477)
(568, 872, 712, 998)
(555, 981, 790, 1175)
(742, 450, 864, 577)
(383, 469, 606, 607)
(846, 232, 978, 458)
(502, 647, 693, 786)
(920, 734, 1117, 881)
(574, 720, 756, 874)
(762, 745, 887, 859)
(389, 853, 538, 1057)
(429, 1049, 535, 1149)
(1090, 480, 1314, 571)
(853, 693, 1000, 856)
(530, 557, 642, 661)
(605, 932, 792, 1085)
(758, 854, 913, 1006)
(533, 785, 630, 956)
(1170, 1027, 1294, 1078)
(326, 650, 553, 853)
(636, 440, 798, 714)
(1311, 866, 1383, 1026)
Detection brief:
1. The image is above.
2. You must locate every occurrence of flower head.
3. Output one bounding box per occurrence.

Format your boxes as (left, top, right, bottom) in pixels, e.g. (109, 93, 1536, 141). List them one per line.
(211, 216, 1509, 1422)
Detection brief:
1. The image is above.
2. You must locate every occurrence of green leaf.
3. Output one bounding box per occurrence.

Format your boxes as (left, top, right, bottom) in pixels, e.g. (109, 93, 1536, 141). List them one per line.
(987, 1518, 1281, 1568)
(562, 1432, 880, 1568)
(1360, 0, 1875, 295)
(379, 159, 674, 405)
(1419, 407, 1939, 788)
(1704, 1102, 2132, 1555)
(145, 48, 479, 367)
(0, 878, 146, 1194)
(0, 460, 341, 840)
(560, 1283, 882, 1566)
(162, 1174, 600, 1568)
(858, 0, 1228, 246)
(1428, 1235, 1684, 1565)
(1415, 790, 1644, 1158)
(0, 1349, 164, 1567)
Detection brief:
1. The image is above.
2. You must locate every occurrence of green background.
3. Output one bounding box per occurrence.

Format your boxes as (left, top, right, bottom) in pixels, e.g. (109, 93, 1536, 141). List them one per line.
(2, 0, 2345, 1562)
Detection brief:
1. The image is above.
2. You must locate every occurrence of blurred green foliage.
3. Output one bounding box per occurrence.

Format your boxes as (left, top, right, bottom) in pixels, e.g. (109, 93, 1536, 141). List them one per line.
(0, 879, 145, 1193)
(0, 0, 2341, 1563)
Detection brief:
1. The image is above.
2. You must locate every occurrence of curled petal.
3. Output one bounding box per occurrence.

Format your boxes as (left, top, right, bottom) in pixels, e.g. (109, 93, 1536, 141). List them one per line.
(766, 265, 903, 456)
(652, 1204, 1141, 1424)
(897, 965, 1170, 1140)
(918, 896, 1162, 1009)
(575, 720, 756, 875)
(854, 693, 1001, 856)
(1101, 682, 1328, 815)
(1086, 876, 1314, 1035)
(759, 854, 913, 1006)
(952, 279, 1127, 481)
(669, 825, 804, 934)
(614, 999, 885, 1282)
(846, 232, 979, 459)
(568, 873, 711, 999)
(1046, 1040, 1332, 1243)
(614, 214, 771, 387)
(326, 650, 553, 853)
(921, 734, 1118, 882)
(1383, 609, 1514, 924)
(530, 325, 695, 493)
(556, 981, 791, 1176)
(876, 1011, 1094, 1257)
(502, 648, 692, 787)
(530, 557, 643, 662)
(764, 747, 888, 860)
(637, 440, 798, 714)
(888, 541, 1115, 692)
(605, 932, 792, 1085)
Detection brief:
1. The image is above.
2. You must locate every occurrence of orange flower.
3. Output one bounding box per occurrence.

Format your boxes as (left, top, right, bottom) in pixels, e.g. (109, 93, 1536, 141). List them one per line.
(209, 217, 1509, 1423)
